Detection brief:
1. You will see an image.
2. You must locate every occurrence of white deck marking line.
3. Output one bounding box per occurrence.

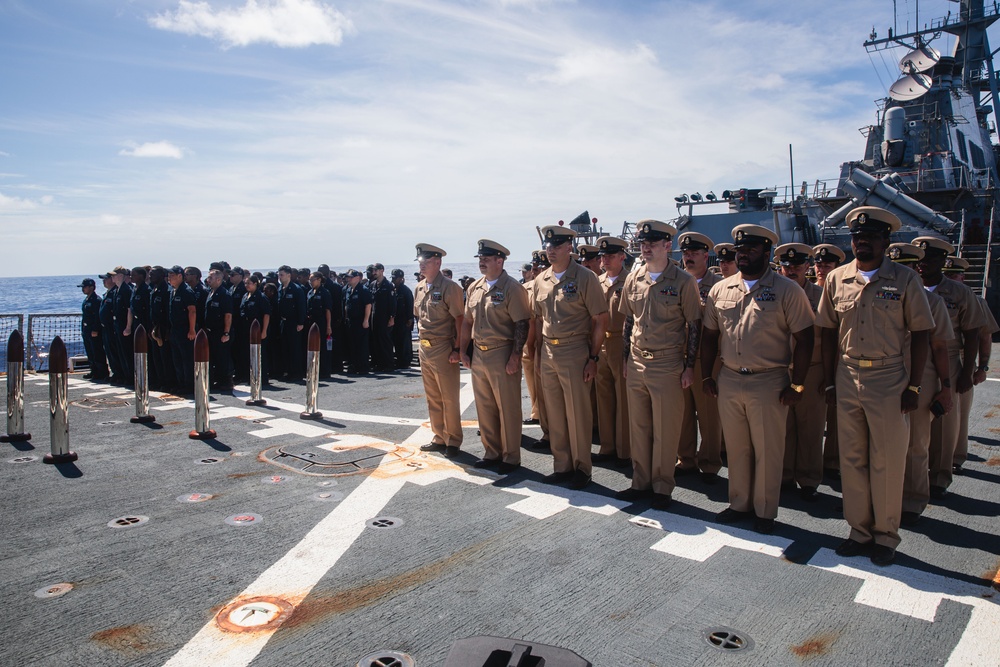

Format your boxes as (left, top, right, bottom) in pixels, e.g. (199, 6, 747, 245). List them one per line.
(161, 374, 475, 667)
(230, 387, 427, 426)
(628, 512, 792, 562)
(501, 484, 629, 519)
(807, 548, 1000, 666)
(314, 434, 396, 451)
(246, 417, 334, 439)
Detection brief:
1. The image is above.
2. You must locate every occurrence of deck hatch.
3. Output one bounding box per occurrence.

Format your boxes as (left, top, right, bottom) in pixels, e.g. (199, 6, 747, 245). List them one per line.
(704, 627, 753, 652)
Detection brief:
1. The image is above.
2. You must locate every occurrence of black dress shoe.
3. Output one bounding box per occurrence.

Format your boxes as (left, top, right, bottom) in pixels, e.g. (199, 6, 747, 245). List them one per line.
(753, 517, 775, 534)
(473, 458, 500, 469)
(780, 480, 798, 492)
(701, 472, 718, 485)
(614, 457, 632, 469)
(952, 465, 964, 475)
(870, 544, 896, 566)
(543, 471, 574, 484)
(651, 493, 672, 510)
(444, 446, 460, 458)
(674, 466, 695, 477)
(929, 485, 949, 499)
(715, 508, 752, 524)
(835, 538, 869, 557)
(568, 471, 592, 490)
(901, 511, 921, 526)
(592, 453, 615, 463)
(496, 462, 520, 475)
(799, 485, 818, 501)
(420, 442, 445, 452)
(522, 418, 540, 425)
(528, 439, 551, 450)
(614, 488, 649, 502)
(824, 468, 841, 481)
(82, 373, 94, 379)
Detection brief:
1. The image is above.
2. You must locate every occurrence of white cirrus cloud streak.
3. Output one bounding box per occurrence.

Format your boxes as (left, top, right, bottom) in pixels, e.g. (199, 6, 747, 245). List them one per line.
(119, 141, 185, 158)
(150, 0, 354, 48)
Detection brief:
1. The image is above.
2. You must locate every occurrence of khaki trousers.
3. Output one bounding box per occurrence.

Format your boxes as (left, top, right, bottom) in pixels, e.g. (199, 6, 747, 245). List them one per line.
(718, 367, 789, 519)
(419, 341, 463, 447)
(678, 355, 723, 473)
(525, 349, 550, 439)
(626, 349, 685, 495)
(823, 404, 840, 472)
(596, 334, 630, 458)
(954, 385, 974, 467)
(837, 362, 909, 549)
(523, 348, 540, 420)
(782, 363, 825, 488)
(471, 344, 522, 464)
(902, 365, 938, 515)
(929, 355, 961, 488)
(540, 338, 593, 476)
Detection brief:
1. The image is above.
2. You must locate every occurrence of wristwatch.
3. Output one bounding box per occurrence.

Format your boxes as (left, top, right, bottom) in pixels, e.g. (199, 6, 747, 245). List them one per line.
(790, 383, 805, 393)
(589, 354, 600, 363)
(978, 365, 990, 372)
(906, 385, 921, 395)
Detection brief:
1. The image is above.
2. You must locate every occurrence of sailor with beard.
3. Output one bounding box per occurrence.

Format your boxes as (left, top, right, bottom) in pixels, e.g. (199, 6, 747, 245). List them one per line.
(816, 207, 935, 566)
(702, 224, 814, 534)
(676, 232, 724, 483)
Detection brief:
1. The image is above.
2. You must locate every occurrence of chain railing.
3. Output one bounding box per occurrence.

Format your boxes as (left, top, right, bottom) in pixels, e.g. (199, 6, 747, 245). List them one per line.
(0, 314, 25, 370)
(26, 314, 84, 372)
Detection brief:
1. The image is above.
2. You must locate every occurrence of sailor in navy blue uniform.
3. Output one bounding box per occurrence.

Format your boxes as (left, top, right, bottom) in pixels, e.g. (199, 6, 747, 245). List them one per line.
(185, 266, 208, 333)
(149, 267, 176, 391)
(237, 274, 272, 385)
(127, 266, 154, 386)
(99, 273, 124, 383)
(112, 266, 134, 385)
(80, 278, 109, 380)
(276, 265, 307, 379)
(367, 263, 396, 372)
(344, 269, 373, 374)
(391, 269, 415, 368)
(168, 265, 198, 394)
(204, 269, 234, 391)
(306, 272, 334, 378)
(319, 265, 345, 373)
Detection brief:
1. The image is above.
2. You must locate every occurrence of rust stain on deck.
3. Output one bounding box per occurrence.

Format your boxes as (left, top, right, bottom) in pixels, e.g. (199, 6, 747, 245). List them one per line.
(986, 457, 1000, 466)
(983, 560, 1000, 590)
(790, 632, 838, 658)
(91, 624, 164, 654)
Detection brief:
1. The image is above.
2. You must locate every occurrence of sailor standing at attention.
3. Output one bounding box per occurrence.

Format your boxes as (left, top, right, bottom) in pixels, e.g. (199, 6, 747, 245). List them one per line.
(531, 225, 608, 490)
(774, 243, 826, 501)
(80, 278, 109, 380)
(592, 236, 632, 468)
(813, 243, 847, 480)
(676, 231, 724, 483)
(816, 207, 934, 566)
(167, 265, 198, 395)
(414, 244, 465, 458)
(616, 221, 701, 508)
(460, 240, 531, 474)
(702, 224, 815, 534)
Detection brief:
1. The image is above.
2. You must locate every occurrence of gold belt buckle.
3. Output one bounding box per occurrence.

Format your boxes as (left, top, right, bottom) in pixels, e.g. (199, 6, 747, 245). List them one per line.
(605, 331, 613, 339)
(477, 343, 489, 351)
(859, 359, 873, 368)
(419, 339, 431, 348)
(549, 338, 560, 346)
(640, 350, 654, 360)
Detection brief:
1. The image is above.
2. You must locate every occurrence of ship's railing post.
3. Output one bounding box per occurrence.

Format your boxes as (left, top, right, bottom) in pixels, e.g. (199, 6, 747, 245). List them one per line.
(189, 330, 217, 440)
(43, 337, 76, 464)
(246, 320, 266, 407)
(300, 323, 323, 420)
(130, 324, 155, 424)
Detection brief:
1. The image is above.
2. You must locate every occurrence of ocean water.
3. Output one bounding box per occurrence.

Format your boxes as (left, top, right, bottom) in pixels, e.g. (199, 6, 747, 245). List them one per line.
(0, 262, 520, 369)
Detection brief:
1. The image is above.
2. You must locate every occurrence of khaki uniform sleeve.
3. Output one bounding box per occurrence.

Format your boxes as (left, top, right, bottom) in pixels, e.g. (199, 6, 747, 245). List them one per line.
(445, 281, 464, 319)
(679, 273, 703, 324)
(581, 270, 608, 317)
(618, 274, 635, 318)
(783, 283, 816, 333)
(958, 286, 987, 332)
(981, 298, 1000, 334)
(508, 281, 532, 322)
(930, 295, 955, 342)
(703, 283, 721, 331)
(815, 277, 839, 329)
(902, 276, 934, 332)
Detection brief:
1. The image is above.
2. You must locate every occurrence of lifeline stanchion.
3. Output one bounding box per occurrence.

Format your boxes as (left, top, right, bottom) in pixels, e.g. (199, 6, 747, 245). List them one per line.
(246, 319, 266, 406)
(43, 337, 76, 464)
(130, 324, 156, 424)
(300, 323, 323, 420)
(1, 329, 31, 443)
(189, 330, 217, 440)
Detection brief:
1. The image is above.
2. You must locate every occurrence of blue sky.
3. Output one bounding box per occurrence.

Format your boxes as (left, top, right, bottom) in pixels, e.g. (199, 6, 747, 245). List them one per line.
(0, 0, 965, 276)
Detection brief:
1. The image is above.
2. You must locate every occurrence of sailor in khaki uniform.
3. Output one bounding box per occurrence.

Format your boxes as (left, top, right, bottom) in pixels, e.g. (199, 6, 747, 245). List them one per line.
(886, 243, 954, 525)
(617, 221, 702, 509)
(460, 240, 532, 473)
(703, 225, 815, 534)
(677, 232, 723, 483)
(913, 236, 985, 497)
(578, 244, 602, 275)
(593, 236, 632, 467)
(813, 243, 847, 479)
(413, 243, 465, 457)
(532, 225, 608, 489)
(817, 207, 935, 566)
(714, 243, 738, 279)
(774, 243, 826, 500)
(944, 257, 1000, 472)
(523, 251, 551, 448)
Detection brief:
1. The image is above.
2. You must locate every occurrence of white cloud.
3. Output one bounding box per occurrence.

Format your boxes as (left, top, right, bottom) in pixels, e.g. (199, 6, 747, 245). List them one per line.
(119, 141, 185, 159)
(150, 0, 354, 48)
(0, 191, 49, 211)
(0, 150, 10, 157)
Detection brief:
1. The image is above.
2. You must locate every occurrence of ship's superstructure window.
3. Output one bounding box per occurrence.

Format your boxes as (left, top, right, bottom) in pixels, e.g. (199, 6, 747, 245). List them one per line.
(970, 141, 986, 170)
(956, 129, 970, 163)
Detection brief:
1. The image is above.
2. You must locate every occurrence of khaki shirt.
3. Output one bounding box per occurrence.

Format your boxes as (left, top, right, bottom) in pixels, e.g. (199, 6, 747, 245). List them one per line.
(600, 269, 630, 339)
(414, 272, 464, 340)
(979, 296, 1000, 335)
(533, 261, 607, 338)
(930, 277, 986, 356)
(619, 263, 702, 351)
(704, 268, 815, 369)
(815, 257, 934, 359)
(801, 280, 823, 365)
(465, 270, 531, 346)
(691, 269, 721, 307)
